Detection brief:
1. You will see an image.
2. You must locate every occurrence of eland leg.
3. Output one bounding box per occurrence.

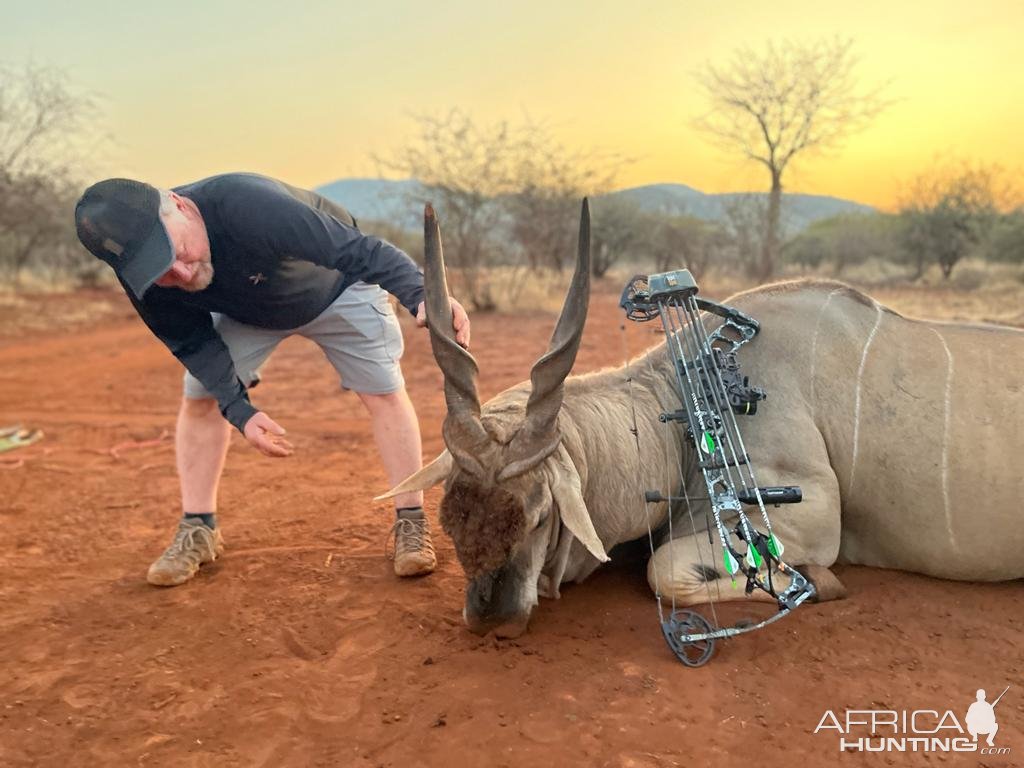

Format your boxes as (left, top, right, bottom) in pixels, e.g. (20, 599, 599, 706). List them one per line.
(648, 533, 781, 606)
(647, 533, 848, 607)
(648, 467, 847, 606)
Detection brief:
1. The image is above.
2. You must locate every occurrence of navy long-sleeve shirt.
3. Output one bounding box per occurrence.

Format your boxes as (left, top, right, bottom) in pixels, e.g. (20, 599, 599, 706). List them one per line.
(126, 173, 425, 432)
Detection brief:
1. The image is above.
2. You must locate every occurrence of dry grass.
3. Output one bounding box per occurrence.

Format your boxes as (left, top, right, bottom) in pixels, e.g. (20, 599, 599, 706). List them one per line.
(443, 266, 576, 314)
(600, 260, 1024, 329)
(451, 261, 1024, 329)
(867, 282, 1024, 327)
(783, 259, 1024, 327)
(0, 288, 125, 337)
(1, 260, 1021, 336)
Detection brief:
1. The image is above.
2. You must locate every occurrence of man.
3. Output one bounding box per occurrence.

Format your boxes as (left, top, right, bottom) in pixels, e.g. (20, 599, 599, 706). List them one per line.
(74, 173, 470, 586)
(966, 688, 1002, 747)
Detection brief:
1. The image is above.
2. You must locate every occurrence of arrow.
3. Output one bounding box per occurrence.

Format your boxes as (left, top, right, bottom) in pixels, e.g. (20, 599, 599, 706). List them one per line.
(745, 542, 763, 570)
(723, 548, 740, 575)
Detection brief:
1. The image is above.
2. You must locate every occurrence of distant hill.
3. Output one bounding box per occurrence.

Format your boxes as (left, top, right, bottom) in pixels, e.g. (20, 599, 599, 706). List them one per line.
(315, 178, 874, 234)
(315, 178, 426, 230)
(604, 183, 876, 233)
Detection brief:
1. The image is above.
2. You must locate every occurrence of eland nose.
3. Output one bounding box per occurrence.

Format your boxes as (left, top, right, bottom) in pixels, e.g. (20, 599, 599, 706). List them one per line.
(465, 613, 530, 638)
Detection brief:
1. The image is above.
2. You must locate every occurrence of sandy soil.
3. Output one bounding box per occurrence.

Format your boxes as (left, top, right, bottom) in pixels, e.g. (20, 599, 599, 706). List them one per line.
(0, 286, 1021, 767)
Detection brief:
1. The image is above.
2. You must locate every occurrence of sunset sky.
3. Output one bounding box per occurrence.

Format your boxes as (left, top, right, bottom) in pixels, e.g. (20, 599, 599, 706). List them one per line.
(4, 0, 1021, 210)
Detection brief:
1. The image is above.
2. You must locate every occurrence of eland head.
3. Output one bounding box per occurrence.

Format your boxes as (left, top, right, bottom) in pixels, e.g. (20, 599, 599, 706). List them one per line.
(378, 200, 606, 638)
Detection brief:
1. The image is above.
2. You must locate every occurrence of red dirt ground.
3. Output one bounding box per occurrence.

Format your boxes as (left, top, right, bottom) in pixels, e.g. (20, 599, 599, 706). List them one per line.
(1, 287, 1021, 768)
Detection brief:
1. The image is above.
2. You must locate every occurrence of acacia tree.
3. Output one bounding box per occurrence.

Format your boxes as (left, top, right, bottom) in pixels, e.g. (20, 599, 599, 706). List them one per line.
(695, 38, 887, 281)
(985, 210, 1024, 267)
(899, 162, 1007, 280)
(783, 212, 902, 277)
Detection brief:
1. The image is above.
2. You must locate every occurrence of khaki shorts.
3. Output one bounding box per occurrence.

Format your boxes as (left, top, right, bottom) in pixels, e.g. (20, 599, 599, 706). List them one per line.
(183, 282, 405, 399)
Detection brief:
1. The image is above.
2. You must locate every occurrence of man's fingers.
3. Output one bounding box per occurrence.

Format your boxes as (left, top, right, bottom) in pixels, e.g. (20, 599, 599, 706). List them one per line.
(416, 297, 471, 347)
(266, 432, 293, 450)
(255, 413, 286, 436)
(244, 412, 293, 457)
(259, 435, 293, 457)
(450, 299, 471, 349)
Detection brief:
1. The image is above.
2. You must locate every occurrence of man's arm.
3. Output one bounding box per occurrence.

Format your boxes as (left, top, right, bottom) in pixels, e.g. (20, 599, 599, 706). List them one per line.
(126, 287, 257, 432)
(230, 183, 425, 314)
(129, 290, 293, 456)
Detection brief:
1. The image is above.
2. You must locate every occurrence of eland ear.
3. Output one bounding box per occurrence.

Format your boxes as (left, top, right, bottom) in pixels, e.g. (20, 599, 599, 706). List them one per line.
(547, 444, 609, 563)
(374, 451, 454, 501)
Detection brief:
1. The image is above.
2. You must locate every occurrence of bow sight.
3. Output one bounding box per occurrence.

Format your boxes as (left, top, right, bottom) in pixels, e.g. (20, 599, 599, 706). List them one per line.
(620, 270, 814, 667)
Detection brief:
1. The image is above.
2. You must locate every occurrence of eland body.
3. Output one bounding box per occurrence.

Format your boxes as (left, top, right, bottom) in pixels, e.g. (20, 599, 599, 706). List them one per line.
(383, 203, 1024, 637)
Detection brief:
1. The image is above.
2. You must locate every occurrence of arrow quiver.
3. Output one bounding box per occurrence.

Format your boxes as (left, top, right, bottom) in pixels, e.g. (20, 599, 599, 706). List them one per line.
(620, 270, 815, 667)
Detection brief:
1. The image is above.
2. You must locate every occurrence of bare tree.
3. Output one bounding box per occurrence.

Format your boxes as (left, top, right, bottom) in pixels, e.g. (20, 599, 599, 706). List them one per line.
(719, 195, 768, 277)
(379, 111, 627, 306)
(685, 219, 730, 281)
(376, 110, 524, 310)
(505, 121, 625, 273)
(590, 197, 644, 278)
(590, 202, 724, 280)
(647, 213, 727, 280)
(695, 37, 888, 281)
(0, 62, 98, 285)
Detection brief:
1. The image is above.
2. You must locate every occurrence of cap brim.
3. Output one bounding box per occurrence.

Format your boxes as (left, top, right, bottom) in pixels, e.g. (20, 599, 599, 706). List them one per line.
(120, 219, 175, 300)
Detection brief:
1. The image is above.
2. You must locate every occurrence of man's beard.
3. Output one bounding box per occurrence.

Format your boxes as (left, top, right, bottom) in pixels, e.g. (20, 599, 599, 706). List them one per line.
(181, 261, 214, 292)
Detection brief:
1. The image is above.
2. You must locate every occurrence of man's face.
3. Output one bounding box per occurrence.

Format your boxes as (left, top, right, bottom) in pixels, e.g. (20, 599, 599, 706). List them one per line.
(153, 193, 213, 292)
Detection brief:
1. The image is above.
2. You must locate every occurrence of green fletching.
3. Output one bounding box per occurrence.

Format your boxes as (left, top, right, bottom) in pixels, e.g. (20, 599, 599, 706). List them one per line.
(701, 432, 716, 454)
(745, 544, 763, 570)
(723, 549, 740, 575)
(767, 535, 783, 558)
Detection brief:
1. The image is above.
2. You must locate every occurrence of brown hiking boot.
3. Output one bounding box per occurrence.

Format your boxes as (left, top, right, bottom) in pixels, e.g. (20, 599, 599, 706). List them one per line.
(147, 518, 224, 586)
(389, 510, 436, 577)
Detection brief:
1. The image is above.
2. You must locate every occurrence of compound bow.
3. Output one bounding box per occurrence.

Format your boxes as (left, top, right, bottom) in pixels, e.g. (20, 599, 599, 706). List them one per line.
(620, 269, 815, 667)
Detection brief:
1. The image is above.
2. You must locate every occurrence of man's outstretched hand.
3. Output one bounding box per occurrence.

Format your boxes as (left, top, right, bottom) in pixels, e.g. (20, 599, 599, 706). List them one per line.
(415, 297, 471, 349)
(243, 412, 294, 458)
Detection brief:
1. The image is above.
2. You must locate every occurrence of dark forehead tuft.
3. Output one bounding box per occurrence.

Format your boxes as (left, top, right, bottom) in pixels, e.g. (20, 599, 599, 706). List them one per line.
(440, 480, 526, 579)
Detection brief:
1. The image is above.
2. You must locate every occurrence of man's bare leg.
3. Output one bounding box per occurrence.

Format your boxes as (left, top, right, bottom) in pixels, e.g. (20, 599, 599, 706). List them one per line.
(177, 397, 232, 512)
(358, 388, 434, 576)
(147, 397, 230, 586)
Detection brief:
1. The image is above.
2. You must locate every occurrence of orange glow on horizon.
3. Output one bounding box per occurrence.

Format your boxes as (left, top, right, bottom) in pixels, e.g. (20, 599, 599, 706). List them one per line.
(2, 0, 1020, 210)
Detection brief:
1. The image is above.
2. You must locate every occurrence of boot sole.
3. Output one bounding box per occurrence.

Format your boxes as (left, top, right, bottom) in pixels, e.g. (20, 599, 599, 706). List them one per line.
(394, 557, 437, 577)
(146, 542, 224, 587)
